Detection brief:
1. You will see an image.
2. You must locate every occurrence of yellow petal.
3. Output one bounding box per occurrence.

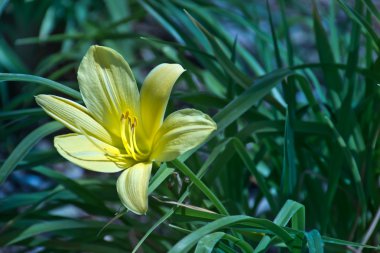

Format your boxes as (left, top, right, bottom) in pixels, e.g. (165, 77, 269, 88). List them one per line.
(116, 162, 152, 215)
(140, 63, 185, 139)
(150, 109, 217, 162)
(36, 95, 119, 146)
(77, 45, 140, 137)
(54, 134, 134, 173)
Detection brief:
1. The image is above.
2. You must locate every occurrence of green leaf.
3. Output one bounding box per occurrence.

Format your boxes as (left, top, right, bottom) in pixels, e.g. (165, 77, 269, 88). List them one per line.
(337, 0, 380, 52)
(168, 215, 293, 253)
(194, 232, 225, 253)
(139, 0, 184, 44)
(174, 206, 224, 222)
(31, 166, 110, 213)
(0, 73, 81, 99)
(213, 68, 292, 135)
(274, 200, 305, 230)
(281, 76, 297, 198)
(254, 200, 305, 253)
(185, 11, 252, 88)
(266, 0, 282, 68)
(132, 205, 178, 253)
(237, 120, 331, 140)
(39, 5, 56, 38)
(0, 108, 43, 119)
(40, 240, 126, 253)
(322, 235, 380, 250)
(0, 36, 28, 72)
(5, 220, 123, 245)
(171, 159, 229, 215)
(279, 0, 294, 66)
(0, 189, 61, 212)
(148, 163, 174, 194)
(362, 0, 380, 23)
(323, 116, 366, 217)
(231, 138, 276, 210)
(306, 230, 324, 253)
(0, 121, 63, 184)
(312, 4, 342, 107)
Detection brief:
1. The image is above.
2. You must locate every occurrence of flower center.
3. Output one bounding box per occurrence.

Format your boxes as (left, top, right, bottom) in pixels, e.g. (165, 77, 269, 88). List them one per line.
(77, 110, 149, 166)
(119, 111, 146, 161)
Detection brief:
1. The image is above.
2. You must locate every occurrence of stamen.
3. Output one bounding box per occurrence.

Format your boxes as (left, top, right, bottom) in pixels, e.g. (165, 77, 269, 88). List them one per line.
(128, 119, 136, 159)
(131, 117, 144, 155)
(121, 113, 133, 157)
(119, 111, 149, 162)
(107, 154, 128, 163)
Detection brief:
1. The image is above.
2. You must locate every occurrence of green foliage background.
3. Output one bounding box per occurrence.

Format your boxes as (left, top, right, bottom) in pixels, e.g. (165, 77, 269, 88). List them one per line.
(0, 0, 379, 252)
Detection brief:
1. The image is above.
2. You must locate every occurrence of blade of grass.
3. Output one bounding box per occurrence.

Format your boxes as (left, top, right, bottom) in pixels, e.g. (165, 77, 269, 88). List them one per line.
(0, 73, 81, 99)
(168, 215, 294, 253)
(266, 0, 283, 68)
(0, 121, 63, 184)
(231, 138, 276, 210)
(362, 0, 380, 22)
(213, 68, 292, 134)
(337, 0, 380, 52)
(194, 232, 225, 253)
(5, 220, 126, 245)
(148, 164, 175, 194)
(170, 159, 229, 215)
(31, 166, 111, 214)
(329, 0, 341, 61)
(306, 230, 324, 253)
(279, 0, 294, 66)
(254, 200, 305, 252)
(312, 3, 342, 108)
(185, 11, 252, 88)
(0, 36, 28, 72)
(324, 116, 366, 218)
(0, 108, 44, 119)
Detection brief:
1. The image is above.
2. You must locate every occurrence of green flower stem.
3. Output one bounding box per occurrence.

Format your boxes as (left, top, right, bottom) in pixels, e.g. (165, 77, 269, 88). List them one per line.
(170, 159, 229, 216)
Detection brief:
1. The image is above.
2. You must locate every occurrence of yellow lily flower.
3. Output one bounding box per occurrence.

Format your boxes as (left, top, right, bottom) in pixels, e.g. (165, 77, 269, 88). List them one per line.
(36, 45, 217, 215)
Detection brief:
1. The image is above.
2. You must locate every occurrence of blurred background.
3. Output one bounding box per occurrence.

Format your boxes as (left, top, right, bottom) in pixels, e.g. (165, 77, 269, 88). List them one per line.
(0, 0, 379, 252)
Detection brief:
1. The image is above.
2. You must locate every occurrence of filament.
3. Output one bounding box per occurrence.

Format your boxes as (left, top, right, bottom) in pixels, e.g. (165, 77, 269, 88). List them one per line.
(119, 111, 148, 161)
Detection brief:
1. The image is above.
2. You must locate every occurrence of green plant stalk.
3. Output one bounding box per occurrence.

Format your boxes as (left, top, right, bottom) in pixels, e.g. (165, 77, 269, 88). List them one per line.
(170, 159, 229, 216)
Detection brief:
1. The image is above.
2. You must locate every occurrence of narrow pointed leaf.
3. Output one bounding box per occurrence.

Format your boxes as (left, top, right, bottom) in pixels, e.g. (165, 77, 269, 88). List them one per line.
(0, 73, 81, 99)
(0, 121, 63, 184)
